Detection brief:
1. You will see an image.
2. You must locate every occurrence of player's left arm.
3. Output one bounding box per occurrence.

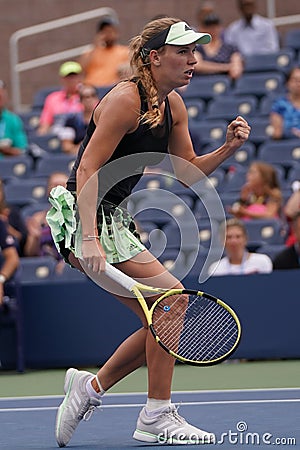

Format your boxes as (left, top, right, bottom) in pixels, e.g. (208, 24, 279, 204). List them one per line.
(168, 91, 251, 185)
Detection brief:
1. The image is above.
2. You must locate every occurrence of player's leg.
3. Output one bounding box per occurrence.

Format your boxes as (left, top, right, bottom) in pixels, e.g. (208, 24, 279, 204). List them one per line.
(98, 251, 215, 445)
(97, 249, 181, 397)
(56, 250, 215, 446)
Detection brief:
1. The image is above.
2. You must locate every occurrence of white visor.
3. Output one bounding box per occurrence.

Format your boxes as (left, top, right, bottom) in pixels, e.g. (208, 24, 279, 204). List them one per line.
(165, 22, 211, 46)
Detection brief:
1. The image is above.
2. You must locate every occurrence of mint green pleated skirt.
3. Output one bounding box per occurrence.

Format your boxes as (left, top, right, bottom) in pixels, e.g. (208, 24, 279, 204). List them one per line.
(46, 185, 145, 264)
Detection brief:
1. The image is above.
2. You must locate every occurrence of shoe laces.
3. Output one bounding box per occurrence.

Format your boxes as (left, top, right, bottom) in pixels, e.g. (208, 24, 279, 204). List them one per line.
(163, 405, 186, 425)
(80, 397, 102, 421)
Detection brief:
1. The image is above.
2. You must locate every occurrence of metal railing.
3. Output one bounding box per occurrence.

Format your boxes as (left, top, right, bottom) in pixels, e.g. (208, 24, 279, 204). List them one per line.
(9, 3, 300, 112)
(9, 7, 117, 111)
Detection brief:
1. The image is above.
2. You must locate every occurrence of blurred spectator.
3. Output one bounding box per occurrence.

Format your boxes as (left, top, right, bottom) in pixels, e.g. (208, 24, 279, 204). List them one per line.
(37, 61, 83, 135)
(283, 183, 300, 246)
(195, 1, 216, 27)
(270, 66, 300, 140)
(208, 218, 273, 276)
(24, 172, 68, 274)
(58, 84, 99, 154)
(0, 80, 28, 157)
(0, 178, 28, 256)
(194, 13, 244, 80)
(224, 0, 279, 56)
(273, 211, 300, 270)
(0, 218, 20, 307)
(79, 13, 130, 87)
(228, 161, 282, 220)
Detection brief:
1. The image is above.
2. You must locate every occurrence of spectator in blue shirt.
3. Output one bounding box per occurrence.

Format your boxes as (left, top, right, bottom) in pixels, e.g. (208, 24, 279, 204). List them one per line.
(224, 0, 279, 56)
(270, 67, 300, 139)
(0, 80, 28, 157)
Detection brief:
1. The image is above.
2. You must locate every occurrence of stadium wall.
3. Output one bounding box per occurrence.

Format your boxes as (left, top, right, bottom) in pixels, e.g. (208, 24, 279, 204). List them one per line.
(1, 0, 300, 109)
(0, 270, 298, 370)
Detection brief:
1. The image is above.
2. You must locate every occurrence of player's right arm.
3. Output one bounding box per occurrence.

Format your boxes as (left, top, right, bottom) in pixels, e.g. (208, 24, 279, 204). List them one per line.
(76, 82, 140, 272)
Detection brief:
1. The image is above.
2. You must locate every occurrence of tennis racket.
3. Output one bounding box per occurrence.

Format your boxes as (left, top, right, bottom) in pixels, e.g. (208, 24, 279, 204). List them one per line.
(105, 262, 241, 366)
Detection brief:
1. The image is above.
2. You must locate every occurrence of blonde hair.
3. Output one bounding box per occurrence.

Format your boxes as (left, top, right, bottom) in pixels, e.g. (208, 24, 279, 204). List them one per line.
(249, 161, 282, 205)
(130, 17, 181, 128)
(219, 218, 248, 243)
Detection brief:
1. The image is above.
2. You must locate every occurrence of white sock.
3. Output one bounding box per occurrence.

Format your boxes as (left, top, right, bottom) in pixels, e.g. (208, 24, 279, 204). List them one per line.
(85, 376, 105, 399)
(145, 398, 171, 417)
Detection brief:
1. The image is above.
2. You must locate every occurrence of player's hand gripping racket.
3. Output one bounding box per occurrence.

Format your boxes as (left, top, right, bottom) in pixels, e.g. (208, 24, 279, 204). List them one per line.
(105, 262, 241, 366)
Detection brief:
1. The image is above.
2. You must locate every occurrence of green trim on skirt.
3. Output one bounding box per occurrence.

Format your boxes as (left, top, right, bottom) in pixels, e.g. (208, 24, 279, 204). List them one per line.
(47, 186, 145, 264)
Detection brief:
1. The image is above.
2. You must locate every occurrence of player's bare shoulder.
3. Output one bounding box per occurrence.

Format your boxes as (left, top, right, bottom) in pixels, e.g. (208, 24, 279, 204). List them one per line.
(97, 81, 140, 113)
(167, 89, 189, 124)
(93, 81, 140, 130)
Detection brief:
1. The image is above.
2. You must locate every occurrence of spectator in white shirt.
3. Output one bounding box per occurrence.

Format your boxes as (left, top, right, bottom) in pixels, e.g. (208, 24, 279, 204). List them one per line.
(224, 0, 279, 56)
(208, 218, 273, 276)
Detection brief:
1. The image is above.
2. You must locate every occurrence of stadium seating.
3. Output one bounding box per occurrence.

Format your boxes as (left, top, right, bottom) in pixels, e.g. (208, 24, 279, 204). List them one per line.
(243, 49, 295, 74)
(32, 86, 60, 111)
(257, 139, 300, 168)
(233, 72, 285, 98)
(180, 74, 231, 101)
(21, 201, 51, 220)
(256, 243, 287, 261)
(162, 221, 202, 251)
(189, 120, 227, 148)
(247, 117, 274, 146)
(157, 249, 189, 280)
(222, 165, 247, 192)
(286, 162, 300, 187)
(4, 178, 47, 207)
(194, 193, 227, 222)
(184, 99, 206, 121)
(33, 153, 76, 177)
(215, 142, 256, 169)
(243, 219, 287, 247)
(133, 194, 194, 227)
(185, 247, 224, 281)
(206, 95, 258, 121)
(28, 133, 62, 154)
(283, 29, 300, 55)
(0, 155, 33, 181)
(19, 110, 40, 133)
(19, 257, 57, 284)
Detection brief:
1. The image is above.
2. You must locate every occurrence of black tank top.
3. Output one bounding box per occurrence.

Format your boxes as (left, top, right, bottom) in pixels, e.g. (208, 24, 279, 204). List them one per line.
(67, 79, 173, 205)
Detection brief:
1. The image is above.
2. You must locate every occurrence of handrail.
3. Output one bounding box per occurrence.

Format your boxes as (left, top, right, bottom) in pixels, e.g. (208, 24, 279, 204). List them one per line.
(9, 7, 117, 111)
(9, 5, 300, 112)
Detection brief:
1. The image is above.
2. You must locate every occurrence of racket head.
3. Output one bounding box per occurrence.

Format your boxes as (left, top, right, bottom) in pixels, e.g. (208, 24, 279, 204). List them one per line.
(149, 289, 241, 366)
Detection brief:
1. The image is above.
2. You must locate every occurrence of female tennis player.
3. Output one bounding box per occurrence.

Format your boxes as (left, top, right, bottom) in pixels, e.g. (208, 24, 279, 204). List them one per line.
(48, 17, 250, 447)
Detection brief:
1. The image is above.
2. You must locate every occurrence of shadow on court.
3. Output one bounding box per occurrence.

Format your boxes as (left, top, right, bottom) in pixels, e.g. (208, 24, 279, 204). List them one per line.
(0, 390, 299, 449)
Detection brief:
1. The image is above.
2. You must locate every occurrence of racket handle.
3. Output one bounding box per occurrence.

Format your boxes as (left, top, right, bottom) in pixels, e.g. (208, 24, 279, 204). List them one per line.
(105, 262, 136, 291)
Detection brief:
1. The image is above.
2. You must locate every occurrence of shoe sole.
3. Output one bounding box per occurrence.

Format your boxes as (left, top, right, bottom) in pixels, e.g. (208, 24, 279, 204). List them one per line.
(55, 368, 78, 448)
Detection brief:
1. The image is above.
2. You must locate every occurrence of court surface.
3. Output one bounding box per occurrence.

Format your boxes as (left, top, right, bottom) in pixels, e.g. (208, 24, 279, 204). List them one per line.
(0, 388, 299, 449)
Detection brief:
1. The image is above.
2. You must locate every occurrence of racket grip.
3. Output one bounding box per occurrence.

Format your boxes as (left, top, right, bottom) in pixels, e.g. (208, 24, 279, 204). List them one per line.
(105, 262, 136, 291)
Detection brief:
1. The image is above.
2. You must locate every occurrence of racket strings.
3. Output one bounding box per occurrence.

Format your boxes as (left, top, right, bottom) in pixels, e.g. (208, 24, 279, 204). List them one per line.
(152, 293, 239, 363)
(169, 298, 234, 359)
(179, 299, 239, 361)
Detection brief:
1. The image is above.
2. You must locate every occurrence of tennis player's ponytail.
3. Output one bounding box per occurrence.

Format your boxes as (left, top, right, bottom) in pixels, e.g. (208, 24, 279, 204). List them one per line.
(130, 17, 180, 128)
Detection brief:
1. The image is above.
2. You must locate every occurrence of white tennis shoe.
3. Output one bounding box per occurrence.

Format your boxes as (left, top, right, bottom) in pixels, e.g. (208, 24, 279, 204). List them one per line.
(133, 405, 216, 445)
(55, 368, 101, 447)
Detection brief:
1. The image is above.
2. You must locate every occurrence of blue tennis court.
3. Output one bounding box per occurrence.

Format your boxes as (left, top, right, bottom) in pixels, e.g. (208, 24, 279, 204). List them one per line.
(0, 388, 299, 449)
